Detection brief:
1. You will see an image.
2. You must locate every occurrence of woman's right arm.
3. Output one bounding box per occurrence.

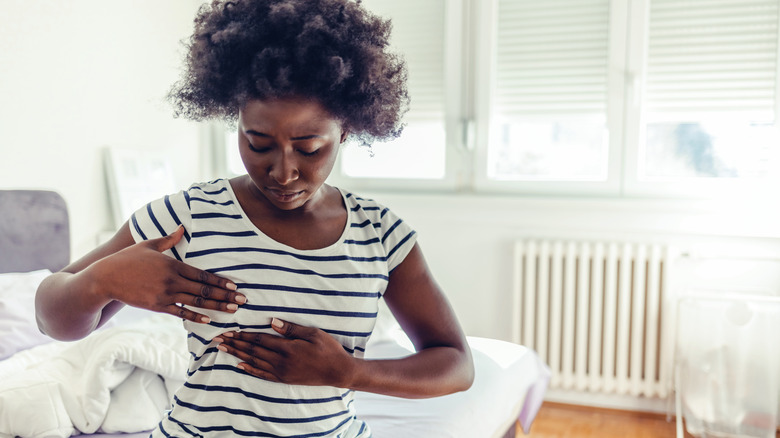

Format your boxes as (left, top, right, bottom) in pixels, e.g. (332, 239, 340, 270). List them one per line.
(35, 223, 245, 341)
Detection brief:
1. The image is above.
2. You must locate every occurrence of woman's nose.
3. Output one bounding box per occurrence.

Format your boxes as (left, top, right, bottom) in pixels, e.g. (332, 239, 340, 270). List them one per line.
(268, 151, 299, 185)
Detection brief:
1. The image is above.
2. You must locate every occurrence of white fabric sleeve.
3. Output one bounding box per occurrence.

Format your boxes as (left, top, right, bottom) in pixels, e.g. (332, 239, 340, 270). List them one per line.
(128, 190, 192, 261)
(377, 205, 417, 272)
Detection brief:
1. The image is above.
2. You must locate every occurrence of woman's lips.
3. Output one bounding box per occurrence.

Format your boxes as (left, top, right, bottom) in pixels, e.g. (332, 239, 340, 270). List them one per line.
(266, 188, 304, 203)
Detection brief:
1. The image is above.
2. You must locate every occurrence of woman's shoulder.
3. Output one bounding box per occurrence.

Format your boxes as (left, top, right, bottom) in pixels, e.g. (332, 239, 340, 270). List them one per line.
(335, 187, 388, 216)
(186, 178, 231, 195)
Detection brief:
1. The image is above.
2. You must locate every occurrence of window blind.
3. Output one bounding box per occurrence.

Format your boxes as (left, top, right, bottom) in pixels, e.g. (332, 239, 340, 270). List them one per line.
(645, 0, 780, 122)
(361, 0, 446, 122)
(494, 0, 611, 118)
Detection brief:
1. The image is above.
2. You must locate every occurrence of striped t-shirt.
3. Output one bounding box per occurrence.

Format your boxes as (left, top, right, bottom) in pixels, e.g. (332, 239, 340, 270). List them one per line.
(129, 178, 417, 438)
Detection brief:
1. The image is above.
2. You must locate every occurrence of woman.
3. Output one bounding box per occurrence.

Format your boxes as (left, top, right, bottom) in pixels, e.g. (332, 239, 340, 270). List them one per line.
(35, 0, 474, 436)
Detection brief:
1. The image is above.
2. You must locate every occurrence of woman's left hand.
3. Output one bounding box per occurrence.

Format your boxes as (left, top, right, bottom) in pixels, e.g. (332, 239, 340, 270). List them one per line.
(214, 318, 356, 387)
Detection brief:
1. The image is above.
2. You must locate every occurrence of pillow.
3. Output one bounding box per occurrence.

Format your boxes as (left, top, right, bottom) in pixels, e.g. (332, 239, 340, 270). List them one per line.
(0, 269, 56, 359)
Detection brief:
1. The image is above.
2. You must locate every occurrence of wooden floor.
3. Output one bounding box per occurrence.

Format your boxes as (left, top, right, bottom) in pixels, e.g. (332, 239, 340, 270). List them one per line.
(514, 402, 694, 438)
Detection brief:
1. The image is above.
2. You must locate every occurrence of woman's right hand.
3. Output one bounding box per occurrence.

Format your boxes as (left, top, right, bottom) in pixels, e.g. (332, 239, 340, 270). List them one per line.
(89, 225, 246, 324)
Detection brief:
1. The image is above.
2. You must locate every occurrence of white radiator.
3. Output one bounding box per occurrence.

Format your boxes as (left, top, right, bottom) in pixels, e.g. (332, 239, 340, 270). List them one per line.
(512, 239, 673, 399)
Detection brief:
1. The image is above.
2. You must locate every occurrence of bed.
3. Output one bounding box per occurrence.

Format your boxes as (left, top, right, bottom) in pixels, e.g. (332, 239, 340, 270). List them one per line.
(0, 189, 550, 438)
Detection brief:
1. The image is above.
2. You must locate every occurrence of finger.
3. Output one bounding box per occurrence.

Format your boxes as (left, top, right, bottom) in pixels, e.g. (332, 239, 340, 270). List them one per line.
(164, 304, 211, 324)
(176, 264, 242, 302)
(236, 362, 280, 382)
(217, 339, 278, 371)
(169, 275, 244, 307)
(270, 318, 312, 340)
(222, 333, 287, 354)
(172, 292, 240, 313)
(144, 225, 185, 253)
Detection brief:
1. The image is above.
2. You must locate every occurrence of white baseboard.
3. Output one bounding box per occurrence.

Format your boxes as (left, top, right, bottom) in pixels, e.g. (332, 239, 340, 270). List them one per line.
(543, 388, 673, 417)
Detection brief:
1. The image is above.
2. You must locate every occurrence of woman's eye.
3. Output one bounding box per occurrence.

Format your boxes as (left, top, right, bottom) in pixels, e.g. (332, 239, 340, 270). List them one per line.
(299, 149, 320, 157)
(248, 143, 270, 153)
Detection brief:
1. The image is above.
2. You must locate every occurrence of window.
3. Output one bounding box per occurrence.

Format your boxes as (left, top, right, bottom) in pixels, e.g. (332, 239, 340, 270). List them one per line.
(630, 0, 780, 198)
(474, 0, 626, 195)
(339, 0, 448, 181)
(487, 0, 612, 182)
(222, 0, 780, 198)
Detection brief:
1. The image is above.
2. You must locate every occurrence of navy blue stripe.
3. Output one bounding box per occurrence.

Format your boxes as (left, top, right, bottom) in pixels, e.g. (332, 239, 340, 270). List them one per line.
(324, 328, 372, 338)
(168, 409, 354, 438)
(362, 206, 381, 211)
(241, 304, 377, 318)
(210, 263, 389, 281)
(207, 321, 272, 330)
(343, 237, 380, 245)
(237, 283, 381, 298)
(157, 420, 171, 438)
(187, 363, 240, 377)
(387, 230, 416, 260)
(357, 420, 367, 436)
(177, 417, 203, 438)
(191, 186, 228, 196)
(192, 212, 243, 220)
(381, 219, 403, 244)
(380, 207, 389, 218)
(202, 320, 372, 338)
(183, 191, 191, 209)
(350, 219, 372, 228)
(173, 395, 351, 424)
(164, 194, 190, 243)
(188, 332, 211, 346)
(350, 204, 361, 212)
(182, 382, 350, 405)
(130, 213, 147, 240)
(188, 246, 387, 263)
(147, 203, 182, 261)
(190, 197, 235, 206)
(192, 230, 257, 238)
(158, 419, 177, 438)
(190, 346, 218, 362)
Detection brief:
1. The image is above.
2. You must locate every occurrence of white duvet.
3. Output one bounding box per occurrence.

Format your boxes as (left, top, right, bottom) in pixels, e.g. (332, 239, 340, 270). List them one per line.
(0, 316, 188, 438)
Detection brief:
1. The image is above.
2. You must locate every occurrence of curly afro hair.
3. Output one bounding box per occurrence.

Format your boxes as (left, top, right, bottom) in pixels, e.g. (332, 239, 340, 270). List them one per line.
(169, 0, 409, 144)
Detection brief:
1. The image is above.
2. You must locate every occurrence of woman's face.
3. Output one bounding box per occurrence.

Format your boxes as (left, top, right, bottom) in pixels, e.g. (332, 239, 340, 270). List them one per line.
(237, 97, 345, 211)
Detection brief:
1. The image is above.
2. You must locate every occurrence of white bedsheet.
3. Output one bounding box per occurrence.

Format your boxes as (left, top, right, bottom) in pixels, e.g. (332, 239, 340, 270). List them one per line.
(0, 316, 188, 438)
(0, 318, 549, 438)
(355, 337, 550, 438)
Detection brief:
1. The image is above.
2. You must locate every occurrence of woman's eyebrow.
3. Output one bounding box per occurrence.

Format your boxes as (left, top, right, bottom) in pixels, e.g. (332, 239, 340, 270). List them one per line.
(245, 129, 323, 141)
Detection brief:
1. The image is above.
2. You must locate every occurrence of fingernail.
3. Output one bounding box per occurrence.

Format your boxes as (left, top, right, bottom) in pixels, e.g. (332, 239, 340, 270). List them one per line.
(227, 282, 237, 291)
(271, 317, 284, 329)
(227, 303, 238, 311)
(217, 344, 227, 352)
(214, 337, 223, 344)
(237, 364, 245, 371)
(200, 316, 211, 323)
(223, 332, 234, 338)
(235, 294, 246, 304)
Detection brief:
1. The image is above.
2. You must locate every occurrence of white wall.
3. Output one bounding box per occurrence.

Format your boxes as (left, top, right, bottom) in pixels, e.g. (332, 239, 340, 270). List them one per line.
(367, 191, 780, 342)
(0, 0, 205, 258)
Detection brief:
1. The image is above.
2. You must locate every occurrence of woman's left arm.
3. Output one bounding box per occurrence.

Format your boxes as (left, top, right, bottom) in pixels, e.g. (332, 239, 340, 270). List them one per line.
(215, 243, 475, 398)
(348, 242, 475, 397)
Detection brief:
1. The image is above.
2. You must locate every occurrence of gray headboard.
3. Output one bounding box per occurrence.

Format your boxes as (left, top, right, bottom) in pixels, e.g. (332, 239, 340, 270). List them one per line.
(0, 190, 70, 274)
